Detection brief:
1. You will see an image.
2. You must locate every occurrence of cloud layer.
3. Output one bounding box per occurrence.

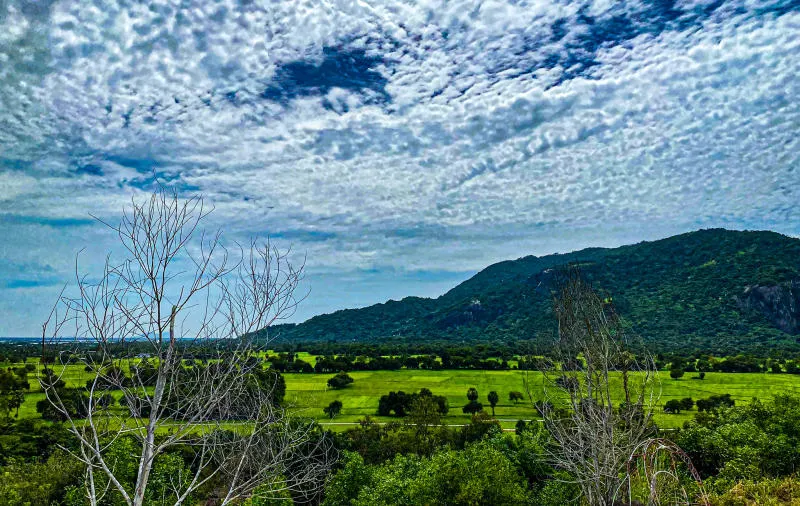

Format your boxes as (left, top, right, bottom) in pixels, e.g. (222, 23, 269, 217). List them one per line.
(1, 0, 798, 335)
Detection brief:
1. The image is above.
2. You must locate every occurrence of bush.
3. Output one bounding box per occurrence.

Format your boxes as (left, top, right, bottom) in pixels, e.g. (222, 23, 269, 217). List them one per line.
(0, 450, 83, 505)
(670, 367, 685, 380)
(678, 395, 800, 480)
(708, 476, 800, 505)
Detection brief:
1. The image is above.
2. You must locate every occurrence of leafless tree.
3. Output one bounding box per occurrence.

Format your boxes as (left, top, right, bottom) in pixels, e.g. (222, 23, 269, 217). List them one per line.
(626, 438, 709, 506)
(40, 189, 336, 506)
(528, 268, 661, 505)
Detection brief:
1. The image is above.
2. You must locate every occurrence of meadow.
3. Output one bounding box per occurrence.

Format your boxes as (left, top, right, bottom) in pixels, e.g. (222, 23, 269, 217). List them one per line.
(281, 369, 800, 429)
(10, 357, 800, 430)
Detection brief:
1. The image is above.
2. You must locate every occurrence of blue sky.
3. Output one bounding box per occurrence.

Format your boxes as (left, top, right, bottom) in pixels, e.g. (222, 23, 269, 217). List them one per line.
(0, 0, 799, 336)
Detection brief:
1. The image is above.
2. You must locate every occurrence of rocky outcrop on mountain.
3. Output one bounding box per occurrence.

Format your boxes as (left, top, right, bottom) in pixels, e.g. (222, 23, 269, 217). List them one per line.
(738, 281, 800, 334)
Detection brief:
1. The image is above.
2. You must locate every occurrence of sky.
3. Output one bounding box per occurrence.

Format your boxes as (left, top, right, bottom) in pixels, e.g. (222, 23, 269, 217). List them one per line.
(0, 0, 798, 336)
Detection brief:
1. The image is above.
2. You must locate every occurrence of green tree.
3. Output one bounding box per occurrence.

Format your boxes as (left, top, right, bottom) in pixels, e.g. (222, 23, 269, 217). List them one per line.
(324, 400, 343, 419)
(0, 450, 84, 505)
(0, 368, 29, 418)
(407, 395, 444, 455)
(462, 400, 483, 415)
(508, 391, 524, 404)
(663, 399, 683, 413)
(326, 441, 530, 506)
(487, 391, 499, 416)
(408, 396, 442, 431)
(467, 387, 478, 402)
(669, 366, 685, 380)
(678, 395, 800, 480)
(328, 371, 355, 389)
(321, 451, 374, 506)
(409, 441, 530, 505)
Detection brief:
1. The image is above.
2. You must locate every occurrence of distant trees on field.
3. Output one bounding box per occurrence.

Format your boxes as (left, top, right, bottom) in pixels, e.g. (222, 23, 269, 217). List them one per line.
(663, 398, 694, 414)
(697, 394, 735, 412)
(462, 388, 483, 414)
(487, 391, 499, 416)
(327, 371, 354, 389)
(324, 400, 342, 419)
(378, 388, 448, 417)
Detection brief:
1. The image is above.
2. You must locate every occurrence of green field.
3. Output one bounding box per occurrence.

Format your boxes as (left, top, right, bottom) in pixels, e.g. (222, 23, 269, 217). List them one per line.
(9, 359, 800, 430)
(282, 369, 800, 429)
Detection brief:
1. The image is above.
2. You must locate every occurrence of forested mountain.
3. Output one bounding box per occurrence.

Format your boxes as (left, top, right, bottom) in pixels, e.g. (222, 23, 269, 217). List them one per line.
(260, 229, 800, 355)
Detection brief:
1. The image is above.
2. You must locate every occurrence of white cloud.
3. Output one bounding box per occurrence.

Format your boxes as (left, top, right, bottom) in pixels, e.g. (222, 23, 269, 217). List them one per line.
(0, 0, 798, 334)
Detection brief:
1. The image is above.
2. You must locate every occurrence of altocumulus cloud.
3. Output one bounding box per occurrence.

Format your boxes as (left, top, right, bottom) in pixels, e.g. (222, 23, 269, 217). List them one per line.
(0, 0, 798, 335)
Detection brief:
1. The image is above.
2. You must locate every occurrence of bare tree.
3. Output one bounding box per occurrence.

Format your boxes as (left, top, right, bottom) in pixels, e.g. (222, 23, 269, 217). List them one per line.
(41, 189, 335, 506)
(527, 269, 709, 505)
(626, 438, 710, 506)
(528, 269, 659, 505)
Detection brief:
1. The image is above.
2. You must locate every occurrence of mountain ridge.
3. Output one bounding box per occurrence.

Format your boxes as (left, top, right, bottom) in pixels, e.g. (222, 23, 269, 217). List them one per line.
(259, 229, 800, 354)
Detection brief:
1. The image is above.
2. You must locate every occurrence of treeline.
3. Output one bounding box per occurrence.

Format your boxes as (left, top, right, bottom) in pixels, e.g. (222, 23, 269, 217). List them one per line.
(0, 340, 247, 367)
(264, 349, 800, 374)
(266, 351, 515, 373)
(659, 353, 800, 374)
(8, 341, 800, 375)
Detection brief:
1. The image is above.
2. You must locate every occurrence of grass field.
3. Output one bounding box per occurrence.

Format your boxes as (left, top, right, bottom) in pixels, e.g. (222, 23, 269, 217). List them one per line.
(8, 359, 800, 430)
(282, 369, 800, 429)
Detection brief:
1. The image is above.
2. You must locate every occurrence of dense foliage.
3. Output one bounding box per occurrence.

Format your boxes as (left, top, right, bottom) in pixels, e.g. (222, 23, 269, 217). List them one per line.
(678, 395, 800, 483)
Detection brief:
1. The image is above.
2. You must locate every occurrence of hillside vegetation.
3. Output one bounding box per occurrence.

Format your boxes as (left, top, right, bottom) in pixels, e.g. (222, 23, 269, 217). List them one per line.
(260, 229, 800, 354)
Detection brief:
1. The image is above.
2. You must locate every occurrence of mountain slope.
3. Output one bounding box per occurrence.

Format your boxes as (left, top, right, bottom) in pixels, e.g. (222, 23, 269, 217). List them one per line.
(261, 229, 800, 354)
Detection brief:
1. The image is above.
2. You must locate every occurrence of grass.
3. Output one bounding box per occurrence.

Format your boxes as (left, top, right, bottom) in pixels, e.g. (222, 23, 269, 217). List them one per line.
(7, 360, 800, 431)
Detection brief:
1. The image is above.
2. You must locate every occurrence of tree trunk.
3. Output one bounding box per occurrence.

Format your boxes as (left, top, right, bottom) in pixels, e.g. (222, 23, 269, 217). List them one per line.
(133, 306, 176, 506)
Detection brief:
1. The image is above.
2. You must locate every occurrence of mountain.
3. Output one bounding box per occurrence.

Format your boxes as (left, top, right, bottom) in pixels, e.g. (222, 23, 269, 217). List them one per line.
(259, 229, 800, 355)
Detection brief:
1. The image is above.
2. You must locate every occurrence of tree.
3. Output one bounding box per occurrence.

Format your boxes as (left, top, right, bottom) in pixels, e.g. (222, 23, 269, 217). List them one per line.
(327, 371, 354, 389)
(487, 391, 499, 416)
(508, 391, 524, 404)
(696, 393, 735, 412)
(41, 189, 335, 506)
(466, 387, 478, 402)
(0, 367, 30, 418)
(664, 399, 683, 413)
(679, 397, 694, 411)
(462, 400, 483, 414)
(530, 269, 698, 505)
(406, 395, 444, 454)
(324, 400, 343, 419)
(670, 366, 685, 380)
(323, 442, 529, 506)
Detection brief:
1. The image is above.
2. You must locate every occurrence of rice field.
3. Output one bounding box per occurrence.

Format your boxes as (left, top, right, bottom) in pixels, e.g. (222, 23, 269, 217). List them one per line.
(281, 369, 800, 429)
(7, 358, 800, 430)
